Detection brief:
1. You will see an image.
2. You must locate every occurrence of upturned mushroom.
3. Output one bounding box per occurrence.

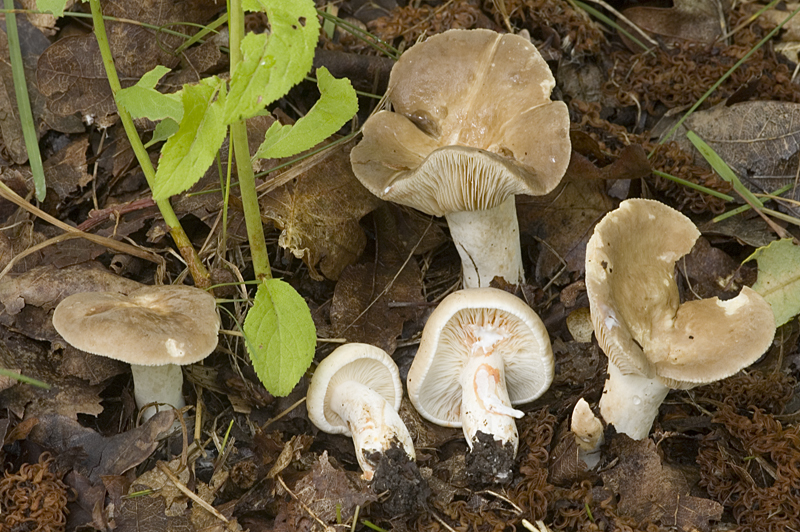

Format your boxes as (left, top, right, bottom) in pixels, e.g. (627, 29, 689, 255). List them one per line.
(585, 199, 776, 440)
(351, 29, 571, 288)
(306, 343, 415, 481)
(407, 287, 553, 483)
(52, 285, 220, 420)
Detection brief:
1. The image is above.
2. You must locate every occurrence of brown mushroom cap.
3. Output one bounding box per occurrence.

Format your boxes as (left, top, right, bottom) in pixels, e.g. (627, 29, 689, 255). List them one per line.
(585, 199, 775, 388)
(350, 29, 571, 216)
(52, 285, 220, 366)
(407, 287, 553, 427)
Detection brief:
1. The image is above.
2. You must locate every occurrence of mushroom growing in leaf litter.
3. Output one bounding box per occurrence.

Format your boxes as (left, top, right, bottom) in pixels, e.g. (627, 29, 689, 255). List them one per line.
(585, 199, 776, 440)
(351, 28, 571, 288)
(306, 343, 416, 482)
(407, 287, 554, 483)
(52, 285, 220, 420)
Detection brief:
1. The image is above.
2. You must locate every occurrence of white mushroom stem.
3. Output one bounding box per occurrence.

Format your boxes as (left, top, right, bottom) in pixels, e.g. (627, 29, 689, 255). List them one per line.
(445, 196, 524, 288)
(329, 381, 415, 481)
(598, 361, 671, 440)
(130, 364, 186, 421)
(460, 349, 523, 454)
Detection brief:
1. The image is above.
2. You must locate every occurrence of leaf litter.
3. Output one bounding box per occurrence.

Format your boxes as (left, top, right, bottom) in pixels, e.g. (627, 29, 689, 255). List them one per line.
(1, 0, 800, 531)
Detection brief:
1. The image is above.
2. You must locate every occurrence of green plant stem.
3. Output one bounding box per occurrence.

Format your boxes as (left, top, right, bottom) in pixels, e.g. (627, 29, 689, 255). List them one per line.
(87, 0, 210, 287)
(4, 0, 45, 201)
(228, 0, 271, 280)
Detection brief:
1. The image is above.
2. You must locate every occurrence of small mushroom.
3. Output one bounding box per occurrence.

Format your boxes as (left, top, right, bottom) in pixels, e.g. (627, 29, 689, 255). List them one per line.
(306, 343, 415, 481)
(52, 285, 220, 420)
(571, 398, 603, 469)
(585, 199, 776, 440)
(351, 29, 571, 288)
(407, 287, 553, 482)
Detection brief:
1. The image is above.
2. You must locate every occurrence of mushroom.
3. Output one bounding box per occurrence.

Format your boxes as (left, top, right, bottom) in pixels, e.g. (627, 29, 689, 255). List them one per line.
(585, 199, 776, 440)
(306, 343, 415, 481)
(351, 29, 571, 288)
(407, 287, 553, 482)
(52, 285, 220, 420)
(571, 398, 603, 469)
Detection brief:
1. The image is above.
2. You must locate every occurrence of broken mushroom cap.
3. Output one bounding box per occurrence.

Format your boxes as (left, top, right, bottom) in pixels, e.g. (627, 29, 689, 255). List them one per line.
(407, 287, 553, 477)
(52, 285, 220, 420)
(585, 198, 776, 439)
(306, 343, 415, 481)
(351, 29, 571, 288)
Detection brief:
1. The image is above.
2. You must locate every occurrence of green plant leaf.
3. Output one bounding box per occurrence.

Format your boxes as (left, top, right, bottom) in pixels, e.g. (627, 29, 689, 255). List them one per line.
(223, 0, 319, 124)
(36, 0, 67, 16)
(146, 118, 180, 147)
(687, 131, 763, 208)
(747, 238, 800, 327)
(117, 65, 183, 122)
(255, 67, 357, 159)
(152, 77, 227, 200)
(244, 278, 316, 397)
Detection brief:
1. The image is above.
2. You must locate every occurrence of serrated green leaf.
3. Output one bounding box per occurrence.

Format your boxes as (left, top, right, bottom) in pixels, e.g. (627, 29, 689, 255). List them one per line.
(748, 238, 800, 326)
(36, 0, 67, 16)
(243, 278, 316, 397)
(117, 66, 183, 122)
(241, 0, 265, 11)
(145, 118, 180, 148)
(152, 77, 227, 200)
(223, 0, 319, 123)
(255, 67, 357, 159)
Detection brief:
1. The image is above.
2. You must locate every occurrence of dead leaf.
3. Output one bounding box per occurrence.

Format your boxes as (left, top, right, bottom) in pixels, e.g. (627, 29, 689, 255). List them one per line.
(621, 0, 726, 47)
(517, 173, 613, 280)
(37, 0, 221, 123)
(18, 0, 77, 37)
(330, 260, 423, 354)
(666, 101, 800, 212)
(679, 236, 757, 300)
(133, 458, 191, 516)
(260, 141, 382, 280)
(293, 452, 375, 525)
(115, 493, 193, 532)
(601, 436, 723, 531)
(43, 136, 92, 204)
(28, 411, 176, 483)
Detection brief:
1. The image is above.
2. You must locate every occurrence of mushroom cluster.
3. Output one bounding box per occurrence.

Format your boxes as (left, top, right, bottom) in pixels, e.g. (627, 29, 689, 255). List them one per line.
(351, 28, 571, 288)
(585, 199, 776, 439)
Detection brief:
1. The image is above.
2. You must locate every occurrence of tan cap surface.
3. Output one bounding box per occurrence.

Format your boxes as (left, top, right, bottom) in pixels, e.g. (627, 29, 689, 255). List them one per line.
(585, 199, 775, 388)
(52, 285, 220, 366)
(407, 287, 553, 427)
(350, 29, 570, 216)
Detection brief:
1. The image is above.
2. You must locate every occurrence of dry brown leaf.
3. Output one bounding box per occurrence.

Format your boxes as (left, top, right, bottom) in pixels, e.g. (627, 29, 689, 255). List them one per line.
(294, 452, 375, 524)
(115, 493, 193, 532)
(330, 260, 423, 354)
(667, 101, 800, 211)
(260, 142, 382, 281)
(517, 172, 613, 280)
(621, 0, 726, 47)
(43, 136, 92, 204)
(679, 236, 756, 300)
(37, 0, 221, 123)
(601, 436, 723, 531)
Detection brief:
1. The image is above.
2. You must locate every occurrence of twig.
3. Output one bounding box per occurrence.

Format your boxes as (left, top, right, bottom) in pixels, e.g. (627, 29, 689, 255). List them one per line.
(156, 461, 229, 523)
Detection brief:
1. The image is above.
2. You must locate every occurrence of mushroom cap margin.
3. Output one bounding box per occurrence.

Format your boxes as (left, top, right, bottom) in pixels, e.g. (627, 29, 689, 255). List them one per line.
(407, 287, 554, 427)
(350, 29, 571, 216)
(52, 285, 220, 366)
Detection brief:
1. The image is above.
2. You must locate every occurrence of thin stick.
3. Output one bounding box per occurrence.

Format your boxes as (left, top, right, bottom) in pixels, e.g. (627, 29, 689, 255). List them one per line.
(156, 461, 229, 522)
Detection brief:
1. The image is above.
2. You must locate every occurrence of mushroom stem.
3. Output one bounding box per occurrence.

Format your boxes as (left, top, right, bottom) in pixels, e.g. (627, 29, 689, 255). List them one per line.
(329, 381, 415, 481)
(460, 350, 523, 453)
(130, 364, 186, 421)
(598, 361, 670, 440)
(445, 196, 524, 288)
(571, 398, 604, 469)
